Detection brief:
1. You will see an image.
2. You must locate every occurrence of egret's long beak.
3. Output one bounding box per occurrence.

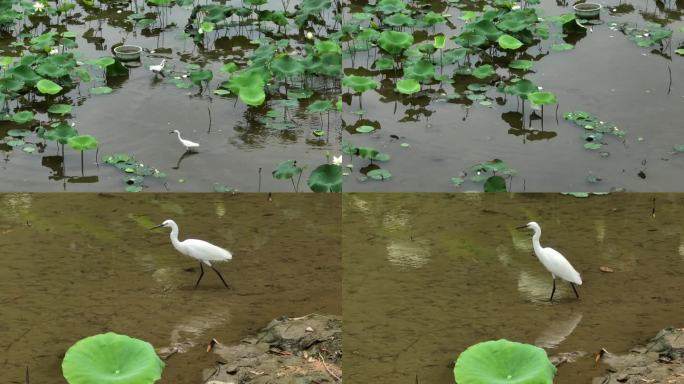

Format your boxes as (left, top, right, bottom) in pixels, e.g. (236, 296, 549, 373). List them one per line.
(169, 131, 174, 134)
(516, 225, 528, 230)
(149, 223, 165, 230)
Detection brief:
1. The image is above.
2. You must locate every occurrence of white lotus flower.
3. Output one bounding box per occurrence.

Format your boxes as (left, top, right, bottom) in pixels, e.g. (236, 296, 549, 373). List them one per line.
(332, 155, 343, 165)
(49, 48, 58, 55)
(306, 31, 313, 40)
(33, 2, 44, 11)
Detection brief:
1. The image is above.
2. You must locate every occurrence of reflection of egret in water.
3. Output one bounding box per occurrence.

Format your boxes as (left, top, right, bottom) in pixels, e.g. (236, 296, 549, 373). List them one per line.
(535, 312, 583, 349)
(386, 239, 431, 269)
(172, 150, 198, 170)
(517, 271, 557, 301)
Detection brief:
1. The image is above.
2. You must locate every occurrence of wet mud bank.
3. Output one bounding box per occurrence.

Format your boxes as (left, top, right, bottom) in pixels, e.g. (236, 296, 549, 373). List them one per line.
(204, 314, 342, 384)
(593, 327, 684, 384)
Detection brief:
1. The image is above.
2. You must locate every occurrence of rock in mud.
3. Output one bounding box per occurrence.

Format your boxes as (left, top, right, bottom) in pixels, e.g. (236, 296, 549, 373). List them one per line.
(593, 327, 684, 384)
(204, 314, 342, 384)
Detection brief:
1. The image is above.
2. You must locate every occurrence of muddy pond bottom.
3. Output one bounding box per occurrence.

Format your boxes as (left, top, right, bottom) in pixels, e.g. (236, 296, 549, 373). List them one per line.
(0, 193, 341, 383)
(343, 193, 684, 383)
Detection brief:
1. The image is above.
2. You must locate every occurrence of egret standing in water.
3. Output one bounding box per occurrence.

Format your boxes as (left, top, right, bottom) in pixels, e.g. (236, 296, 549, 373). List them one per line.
(150, 219, 231, 289)
(170, 129, 200, 152)
(517, 221, 582, 301)
(149, 59, 166, 77)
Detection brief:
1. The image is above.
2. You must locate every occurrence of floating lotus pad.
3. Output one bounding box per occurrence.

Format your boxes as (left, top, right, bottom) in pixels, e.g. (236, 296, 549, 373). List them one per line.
(377, 31, 414, 55)
(498, 34, 523, 49)
(62, 332, 165, 384)
(454, 339, 556, 384)
(67, 135, 98, 151)
(36, 79, 63, 95)
(342, 75, 379, 93)
(272, 160, 302, 179)
(396, 78, 420, 95)
(528, 91, 557, 105)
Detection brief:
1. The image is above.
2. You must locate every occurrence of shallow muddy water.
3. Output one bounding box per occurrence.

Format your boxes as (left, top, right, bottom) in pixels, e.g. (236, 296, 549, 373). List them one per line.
(342, 0, 684, 191)
(0, 193, 341, 383)
(0, 0, 340, 192)
(343, 193, 684, 383)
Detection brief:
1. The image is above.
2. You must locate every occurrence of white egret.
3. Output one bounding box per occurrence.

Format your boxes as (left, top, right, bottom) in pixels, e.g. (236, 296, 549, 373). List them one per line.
(170, 129, 200, 152)
(150, 219, 232, 289)
(517, 221, 582, 301)
(149, 59, 166, 77)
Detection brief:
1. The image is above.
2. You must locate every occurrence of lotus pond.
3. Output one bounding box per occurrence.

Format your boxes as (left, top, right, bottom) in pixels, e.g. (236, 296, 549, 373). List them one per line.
(341, 0, 684, 191)
(0, 0, 343, 192)
(0, 193, 341, 382)
(343, 193, 684, 382)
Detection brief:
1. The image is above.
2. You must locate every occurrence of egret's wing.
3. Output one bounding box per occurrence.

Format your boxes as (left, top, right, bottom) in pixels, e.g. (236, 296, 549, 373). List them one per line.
(184, 239, 232, 262)
(542, 247, 582, 284)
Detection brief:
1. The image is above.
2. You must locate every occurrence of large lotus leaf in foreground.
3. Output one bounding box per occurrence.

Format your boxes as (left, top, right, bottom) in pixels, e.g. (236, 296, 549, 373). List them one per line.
(62, 332, 165, 384)
(454, 339, 556, 384)
(308, 164, 342, 192)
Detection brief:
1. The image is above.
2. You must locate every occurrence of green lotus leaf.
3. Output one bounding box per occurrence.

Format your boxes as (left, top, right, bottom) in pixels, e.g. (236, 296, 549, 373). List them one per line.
(88, 56, 116, 69)
(314, 40, 341, 55)
(528, 91, 557, 105)
(498, 34, 523, 50)
(189, 69, 213, 84)
(375, 0, 406, 14)
(356, 146, 379, 160)
(300, 0, 332, 14)
(0, 78, 25, 93)
(434, 34, 446, 49)
(220, 62, 238, 73)
(442, 48, 467, 64)
(355, 125, 375, 133)
(377, 30, 414, 55)
(67, 135, 98, 151)
(367, 168, 392, 180)
(48, 104, 73, 115)
(454, 339, 556, 384)
(421, 11, 446, 27)
(452, 31, 487, 48)
(238, 86, 266, 106)
(396, 78, 420, 95)
(472, 64, 495, 79)
(466, 20, 502, 40)
(7, 129, 31, 137)
(271, 54, 304, 78)
(307, 164, 342, 192)
(504, 79, 537, 97)
(9, 65, 41, 85)
(62, 332, 164, 384)
(484, 175, 507, 192)
(373, 57, 395, 70)
(41, 122, 78, 144)
(36, 62, 68, 78)
(675, 48, 684, 56)
(509, 60, 534, 71)
(584, 142, 602, 150)
(384, 13, 416, 27)
(404, 59, 435, 82)
(342, 75, 379, 93)
(36, 79, 63, 95)
(90, 86, 113, 95)
(272, 160, 302, 179)
(12, 111, 34, 124)
(497, 9, 538, 32)
(306, 100, 333, 113)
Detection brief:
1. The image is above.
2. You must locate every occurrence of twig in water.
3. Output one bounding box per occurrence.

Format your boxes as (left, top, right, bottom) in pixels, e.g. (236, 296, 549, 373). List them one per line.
(258, 167, 262, 192)
(25, 366, 29, 384)
(318, 352, 341, 382)
(667, 66, 672, 95)
(651, 197, 656, 218)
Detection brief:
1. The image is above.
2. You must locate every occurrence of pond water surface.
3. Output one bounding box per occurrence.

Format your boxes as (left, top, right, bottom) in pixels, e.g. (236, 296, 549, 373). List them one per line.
(342, 0, 684, 191)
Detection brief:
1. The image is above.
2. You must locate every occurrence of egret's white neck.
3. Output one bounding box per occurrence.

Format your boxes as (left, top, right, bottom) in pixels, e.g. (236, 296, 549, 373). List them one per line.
(531, 226, 543, 258)
(175, 131, 183, 141)
(168, 222, 182, 251)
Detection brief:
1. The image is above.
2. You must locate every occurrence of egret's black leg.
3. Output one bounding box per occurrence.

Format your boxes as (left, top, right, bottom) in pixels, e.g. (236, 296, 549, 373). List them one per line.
(211, 266, 230, 289)
(549, 278, 556, 302)
(570, 283, 580, 299)
(194, 262, 205, 288)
